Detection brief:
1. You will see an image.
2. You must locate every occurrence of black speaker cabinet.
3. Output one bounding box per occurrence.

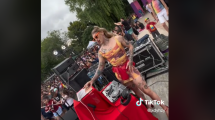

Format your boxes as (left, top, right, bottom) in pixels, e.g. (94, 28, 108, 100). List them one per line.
(68, 69, 91, 92)
(52, 57, 75, 75)
(60, 63, 79, 82)
(103, 66, 119, 82)
(133, 43, 165, 73)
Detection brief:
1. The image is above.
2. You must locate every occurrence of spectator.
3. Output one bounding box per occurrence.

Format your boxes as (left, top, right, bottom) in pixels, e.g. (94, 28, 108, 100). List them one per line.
(136, 21, 145, 32)
(61, 89, 74, 115)
(114, 18, 138, 41)
(114, 25, 134, 42)
(42, 95, 63, 120)
(145, 18, 160, 38)
(148, 0, 169, 32)
(145, 2, 157, 21)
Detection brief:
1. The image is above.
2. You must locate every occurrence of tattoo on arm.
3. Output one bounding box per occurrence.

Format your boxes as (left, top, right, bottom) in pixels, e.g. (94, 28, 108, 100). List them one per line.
(129, 47, 134, 64)
(144, 85, 148, 89)
(125, 40, 129, 45)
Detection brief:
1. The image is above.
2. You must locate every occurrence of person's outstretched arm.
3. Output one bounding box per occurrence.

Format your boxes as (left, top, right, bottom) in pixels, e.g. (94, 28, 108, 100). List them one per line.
(90, 52, 106, 83)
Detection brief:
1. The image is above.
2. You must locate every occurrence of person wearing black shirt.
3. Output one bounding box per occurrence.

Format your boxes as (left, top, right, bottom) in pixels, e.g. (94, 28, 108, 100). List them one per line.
(113, 26, 134, 42)
(114, 18, 138, 41)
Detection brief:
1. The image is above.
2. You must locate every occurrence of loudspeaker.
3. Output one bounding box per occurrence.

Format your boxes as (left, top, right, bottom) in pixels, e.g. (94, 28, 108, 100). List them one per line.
(52, 57, 75, 75)
(68, 69, 91, 92)
(103, 66, 119, 82)
(60, 63, 79, 82)
(133, 43, 165, 73)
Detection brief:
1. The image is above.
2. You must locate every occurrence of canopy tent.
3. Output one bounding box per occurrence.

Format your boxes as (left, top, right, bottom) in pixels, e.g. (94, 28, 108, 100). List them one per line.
(87, 41, 96, 49)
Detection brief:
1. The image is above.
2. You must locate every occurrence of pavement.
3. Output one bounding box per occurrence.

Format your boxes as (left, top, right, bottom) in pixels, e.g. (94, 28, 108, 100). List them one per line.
(136, 12, 169, 120)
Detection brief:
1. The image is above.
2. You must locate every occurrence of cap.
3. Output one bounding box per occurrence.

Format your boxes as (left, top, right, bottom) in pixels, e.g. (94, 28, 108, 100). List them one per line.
(145, 18, 149, 22)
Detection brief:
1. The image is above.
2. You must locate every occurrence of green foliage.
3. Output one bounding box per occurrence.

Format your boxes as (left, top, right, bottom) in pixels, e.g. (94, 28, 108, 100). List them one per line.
(81, 26, 94, 48)
(65, 0, 126, 30)
(41, 30, 65, 81)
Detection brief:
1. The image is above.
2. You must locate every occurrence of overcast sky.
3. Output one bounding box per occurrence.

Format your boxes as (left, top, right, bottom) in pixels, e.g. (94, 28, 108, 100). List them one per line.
(41, 0, 77, 40)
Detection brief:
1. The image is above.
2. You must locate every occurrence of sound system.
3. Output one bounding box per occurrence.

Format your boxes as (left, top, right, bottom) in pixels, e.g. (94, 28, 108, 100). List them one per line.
(128, 34, 165, 74)
(52, 57, 75, 75)
(102, 80, 127, 103)
(60, 63, 79, 82)
(68, 69, 91, 92)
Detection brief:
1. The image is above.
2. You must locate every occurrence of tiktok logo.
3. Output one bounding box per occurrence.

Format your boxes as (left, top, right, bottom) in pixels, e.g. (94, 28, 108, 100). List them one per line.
(136, 98, 144, 106)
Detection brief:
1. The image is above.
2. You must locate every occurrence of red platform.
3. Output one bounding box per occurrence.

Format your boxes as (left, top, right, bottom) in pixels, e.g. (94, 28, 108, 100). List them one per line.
(74, 86, 158, 120)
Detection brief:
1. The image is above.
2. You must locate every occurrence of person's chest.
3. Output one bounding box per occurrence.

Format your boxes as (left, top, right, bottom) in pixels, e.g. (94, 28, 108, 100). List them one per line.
(100, 40, 116, 54)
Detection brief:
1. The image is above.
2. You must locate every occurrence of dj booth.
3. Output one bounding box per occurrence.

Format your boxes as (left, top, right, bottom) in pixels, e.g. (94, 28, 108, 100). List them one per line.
(73, 81, 158, 120)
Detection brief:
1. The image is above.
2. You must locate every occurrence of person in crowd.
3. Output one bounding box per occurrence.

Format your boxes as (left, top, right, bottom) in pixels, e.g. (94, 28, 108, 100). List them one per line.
(42, 95, 63, 120)
(41, 94, 54, 120)
(114, 18, 138, 41)
(84, 26, 169, 117)
(148, 0, 169, 32)
(132, 13, 138, 23)
(61, 89, 74, 115)
(138, 9, 144, 16)
(114, 26, 134, 42)
(145, 2, 157, 21)
(145, 18, 160, 38)
(136, 21, 145, 32)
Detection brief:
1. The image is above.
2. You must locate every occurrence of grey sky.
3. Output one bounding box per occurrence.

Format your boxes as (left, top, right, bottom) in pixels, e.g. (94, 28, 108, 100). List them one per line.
(41, 0, 77, 40)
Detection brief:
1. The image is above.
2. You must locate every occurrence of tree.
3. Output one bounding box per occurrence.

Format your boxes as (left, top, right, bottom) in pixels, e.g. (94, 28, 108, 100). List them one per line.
(81, 26, 94, 49)
(65, 0, 126, 30)
(41, 30, 65, 81)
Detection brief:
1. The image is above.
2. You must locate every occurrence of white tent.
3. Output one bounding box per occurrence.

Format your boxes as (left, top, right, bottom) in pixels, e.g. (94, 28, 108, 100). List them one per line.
(87, 41, 96, 49)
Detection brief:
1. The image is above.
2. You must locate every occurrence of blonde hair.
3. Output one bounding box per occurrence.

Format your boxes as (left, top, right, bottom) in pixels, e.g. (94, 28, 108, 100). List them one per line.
(91, 26, 115, 38)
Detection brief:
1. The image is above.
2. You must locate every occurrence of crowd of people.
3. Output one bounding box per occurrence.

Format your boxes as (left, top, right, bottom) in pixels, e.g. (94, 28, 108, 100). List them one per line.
(41, 77, 75, 120)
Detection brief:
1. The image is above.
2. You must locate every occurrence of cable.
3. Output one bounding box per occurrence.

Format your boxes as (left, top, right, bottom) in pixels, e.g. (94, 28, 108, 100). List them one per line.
(80, 100, 96, 120)
(115, 106, 129, 120)
(92, 109, 100, 120)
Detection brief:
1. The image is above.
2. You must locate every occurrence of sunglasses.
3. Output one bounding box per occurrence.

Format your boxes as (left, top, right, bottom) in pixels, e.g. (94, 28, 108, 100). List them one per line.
(93, 32, 100, 41)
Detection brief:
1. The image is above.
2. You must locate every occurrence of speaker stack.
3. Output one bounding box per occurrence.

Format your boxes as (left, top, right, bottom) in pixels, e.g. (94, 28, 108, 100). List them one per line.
(52, 57, 90, 93)
(128, 34, 165, 74)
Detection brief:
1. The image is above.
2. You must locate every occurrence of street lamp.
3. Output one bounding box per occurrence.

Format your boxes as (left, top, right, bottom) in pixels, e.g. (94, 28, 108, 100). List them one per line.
(61, 45, 66, 50)
(53, 50, 58, 56)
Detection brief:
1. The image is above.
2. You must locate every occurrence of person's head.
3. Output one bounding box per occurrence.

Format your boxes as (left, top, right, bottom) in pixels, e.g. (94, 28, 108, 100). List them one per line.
(114, 26, 123, 36)
(92, 26, 115, 45)
(145, 18, 150, 23)
(62, 89, 70, 98)
(42, 95, 50, 104)
(136, 21, 140, 25)
(120, 18, 124, 22)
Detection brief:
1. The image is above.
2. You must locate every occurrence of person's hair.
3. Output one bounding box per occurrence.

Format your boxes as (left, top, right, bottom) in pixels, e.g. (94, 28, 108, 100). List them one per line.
(115, 26, 122, 33)
(146, 1, 148, 4)
(91, 26, 115, 38)
(42, 95, 49, 101)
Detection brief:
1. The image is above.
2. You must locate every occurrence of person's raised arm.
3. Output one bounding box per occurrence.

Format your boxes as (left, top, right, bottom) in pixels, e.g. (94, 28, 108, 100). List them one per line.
(117, 36, 134, 72)
(114, 22, 122, 26)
